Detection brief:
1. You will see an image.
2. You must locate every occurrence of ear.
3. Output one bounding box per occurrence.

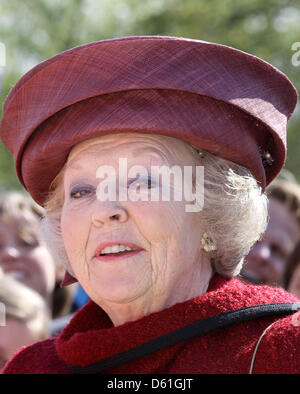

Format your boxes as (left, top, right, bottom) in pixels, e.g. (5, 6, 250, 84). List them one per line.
(60, 271, 78, 287)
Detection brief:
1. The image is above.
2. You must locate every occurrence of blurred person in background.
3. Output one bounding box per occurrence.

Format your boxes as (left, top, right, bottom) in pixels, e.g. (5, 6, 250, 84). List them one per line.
(0, 267, 50, 371)
(0, 190, 75, 320)
(241, 176, 300, 287)
(283, 241, 300, 299)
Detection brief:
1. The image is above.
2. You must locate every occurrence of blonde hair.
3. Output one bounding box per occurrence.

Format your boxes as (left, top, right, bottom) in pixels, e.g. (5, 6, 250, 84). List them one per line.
(41, 144, 268, 279)
(41, 163, 75, 276)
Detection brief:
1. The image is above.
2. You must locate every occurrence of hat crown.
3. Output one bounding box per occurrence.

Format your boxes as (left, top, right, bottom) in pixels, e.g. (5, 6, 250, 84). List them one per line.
(0, 36, 297, 204)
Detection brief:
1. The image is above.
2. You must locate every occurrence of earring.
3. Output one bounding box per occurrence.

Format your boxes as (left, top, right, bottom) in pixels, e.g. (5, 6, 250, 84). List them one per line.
(201, 232, 216, 252)
(259, 146, 274, 167)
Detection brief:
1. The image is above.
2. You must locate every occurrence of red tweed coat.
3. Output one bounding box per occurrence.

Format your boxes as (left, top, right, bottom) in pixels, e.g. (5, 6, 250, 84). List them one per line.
(3, 275, 300, 374)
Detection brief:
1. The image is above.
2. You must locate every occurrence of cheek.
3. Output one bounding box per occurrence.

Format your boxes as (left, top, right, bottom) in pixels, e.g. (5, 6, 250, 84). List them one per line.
(131, 201, 191, 244)
(131, 203, 177, 242)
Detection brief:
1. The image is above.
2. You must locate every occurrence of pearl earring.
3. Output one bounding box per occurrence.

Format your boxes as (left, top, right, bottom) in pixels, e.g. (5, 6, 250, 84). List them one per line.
(201, 232, 216, 252)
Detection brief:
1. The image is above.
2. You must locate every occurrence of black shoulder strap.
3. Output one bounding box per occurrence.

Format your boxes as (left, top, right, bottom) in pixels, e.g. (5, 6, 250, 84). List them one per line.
(68, 302, 300, 374)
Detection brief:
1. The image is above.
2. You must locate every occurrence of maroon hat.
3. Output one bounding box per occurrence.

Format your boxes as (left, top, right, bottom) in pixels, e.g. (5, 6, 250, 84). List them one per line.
(0, 35, 298, 206)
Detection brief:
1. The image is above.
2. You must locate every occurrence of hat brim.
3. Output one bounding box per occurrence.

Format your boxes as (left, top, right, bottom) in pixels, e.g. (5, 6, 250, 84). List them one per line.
(20, 89, 283, 205)
(0, 36, 297, 206)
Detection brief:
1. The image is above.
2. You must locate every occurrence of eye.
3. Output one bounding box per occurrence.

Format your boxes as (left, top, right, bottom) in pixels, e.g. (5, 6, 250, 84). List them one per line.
(70, 185, 94, 199)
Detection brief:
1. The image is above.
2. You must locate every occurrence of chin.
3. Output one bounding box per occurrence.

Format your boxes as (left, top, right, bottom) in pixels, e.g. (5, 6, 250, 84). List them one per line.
(89, 275, 149, 305)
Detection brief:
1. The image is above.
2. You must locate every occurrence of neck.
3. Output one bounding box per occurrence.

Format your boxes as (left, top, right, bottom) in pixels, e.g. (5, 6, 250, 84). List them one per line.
(98, 260, 213, 327)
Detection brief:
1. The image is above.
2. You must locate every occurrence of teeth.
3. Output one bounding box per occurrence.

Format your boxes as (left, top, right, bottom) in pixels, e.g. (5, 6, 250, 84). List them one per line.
(111, 245, 119, 253)
(99, 244, 135, 255)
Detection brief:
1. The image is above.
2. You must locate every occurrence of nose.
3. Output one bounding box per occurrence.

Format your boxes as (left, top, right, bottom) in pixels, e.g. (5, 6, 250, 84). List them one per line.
(91, 202, 128, 227)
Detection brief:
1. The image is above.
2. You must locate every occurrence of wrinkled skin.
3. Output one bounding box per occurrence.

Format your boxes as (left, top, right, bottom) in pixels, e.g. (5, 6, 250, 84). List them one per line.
(61, 133, 213, 326)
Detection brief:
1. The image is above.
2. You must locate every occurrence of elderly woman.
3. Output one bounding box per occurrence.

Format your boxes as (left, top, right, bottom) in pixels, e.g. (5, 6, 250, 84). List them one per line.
(0, 36, 299, 374)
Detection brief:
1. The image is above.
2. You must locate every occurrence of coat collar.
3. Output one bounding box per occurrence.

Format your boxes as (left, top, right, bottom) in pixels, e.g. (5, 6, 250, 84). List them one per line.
(56, 274, 243, 370)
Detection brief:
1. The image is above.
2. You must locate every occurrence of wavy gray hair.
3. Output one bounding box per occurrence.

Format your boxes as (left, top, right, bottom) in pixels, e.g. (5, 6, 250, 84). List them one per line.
(40, 144, 268, 280)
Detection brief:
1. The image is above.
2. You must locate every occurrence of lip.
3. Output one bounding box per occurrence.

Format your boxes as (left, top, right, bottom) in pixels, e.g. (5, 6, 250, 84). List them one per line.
(2, 265, 30, 280)
(94, 241, 144, 261)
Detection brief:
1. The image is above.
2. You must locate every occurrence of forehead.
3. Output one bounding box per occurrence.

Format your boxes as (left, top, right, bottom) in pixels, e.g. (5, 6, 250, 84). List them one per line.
(66, 133, 195, 168)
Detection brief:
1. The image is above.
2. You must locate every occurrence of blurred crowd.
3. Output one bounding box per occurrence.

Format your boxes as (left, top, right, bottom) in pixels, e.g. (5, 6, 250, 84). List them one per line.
(0, 169, 300, 371)
(0, 190, 90, 370)
(240, 170, 300, 295)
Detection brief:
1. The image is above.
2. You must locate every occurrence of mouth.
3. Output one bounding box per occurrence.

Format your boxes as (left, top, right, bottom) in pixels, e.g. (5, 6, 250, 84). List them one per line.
(94, 242, 144, 261)
(8, 270, 29, 281)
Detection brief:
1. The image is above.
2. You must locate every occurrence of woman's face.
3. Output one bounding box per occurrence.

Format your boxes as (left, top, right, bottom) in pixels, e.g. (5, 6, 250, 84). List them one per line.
(61, 133, 211, 318)
(0, 216, 56, 300)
